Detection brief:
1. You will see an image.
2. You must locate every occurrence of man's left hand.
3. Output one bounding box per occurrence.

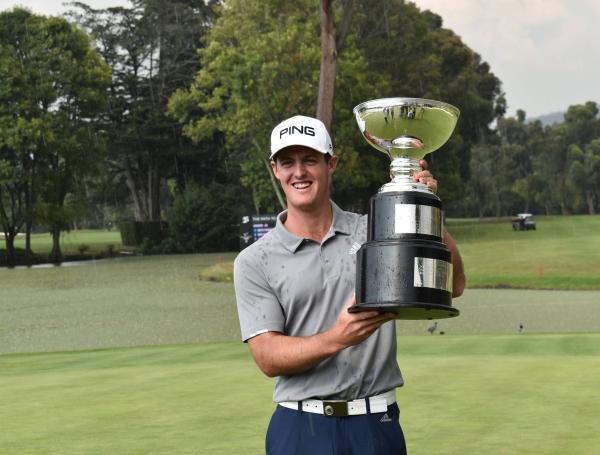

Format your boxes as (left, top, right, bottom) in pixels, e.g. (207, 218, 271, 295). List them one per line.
(414, 159, 437, 193)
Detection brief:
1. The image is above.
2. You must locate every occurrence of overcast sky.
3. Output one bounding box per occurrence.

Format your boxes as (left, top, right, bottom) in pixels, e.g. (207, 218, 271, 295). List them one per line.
(3, 0, 599, 118)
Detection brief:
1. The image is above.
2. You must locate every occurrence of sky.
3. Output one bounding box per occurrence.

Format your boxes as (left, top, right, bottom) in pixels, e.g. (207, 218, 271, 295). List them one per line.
(2, 0, 599, 118)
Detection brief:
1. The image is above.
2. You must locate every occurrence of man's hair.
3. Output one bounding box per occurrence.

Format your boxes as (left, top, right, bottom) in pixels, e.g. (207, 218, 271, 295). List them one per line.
(271, 149, 333, 165)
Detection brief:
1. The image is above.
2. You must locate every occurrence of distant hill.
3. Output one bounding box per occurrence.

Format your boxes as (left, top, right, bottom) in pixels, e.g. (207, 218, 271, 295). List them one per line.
(527, 111, 565, 126)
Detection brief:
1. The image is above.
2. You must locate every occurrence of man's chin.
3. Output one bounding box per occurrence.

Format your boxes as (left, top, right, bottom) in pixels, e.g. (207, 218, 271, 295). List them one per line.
(287, 194, 328, 212)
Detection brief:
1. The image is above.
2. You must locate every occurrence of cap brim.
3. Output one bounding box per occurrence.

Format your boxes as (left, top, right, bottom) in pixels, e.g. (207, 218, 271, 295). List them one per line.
(269, 144, 331, 160)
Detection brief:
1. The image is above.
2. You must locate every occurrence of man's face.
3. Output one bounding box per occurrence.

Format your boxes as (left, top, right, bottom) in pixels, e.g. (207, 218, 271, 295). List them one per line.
(271, 146, 338, 212)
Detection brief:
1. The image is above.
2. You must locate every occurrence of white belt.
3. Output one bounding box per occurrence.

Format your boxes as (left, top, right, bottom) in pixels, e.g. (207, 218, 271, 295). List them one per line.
(278, 390, 396, 417)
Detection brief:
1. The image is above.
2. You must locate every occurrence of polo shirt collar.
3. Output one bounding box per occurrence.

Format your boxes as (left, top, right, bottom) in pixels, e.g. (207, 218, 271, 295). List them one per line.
(275, 201, 352, 253)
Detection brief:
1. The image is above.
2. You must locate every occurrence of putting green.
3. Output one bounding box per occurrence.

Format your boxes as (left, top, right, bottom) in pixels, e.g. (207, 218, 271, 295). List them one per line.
(1, 334, 599, 454)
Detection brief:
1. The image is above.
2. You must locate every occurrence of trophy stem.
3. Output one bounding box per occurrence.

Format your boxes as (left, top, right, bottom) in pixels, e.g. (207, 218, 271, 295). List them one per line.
(380, 157, 429, 193)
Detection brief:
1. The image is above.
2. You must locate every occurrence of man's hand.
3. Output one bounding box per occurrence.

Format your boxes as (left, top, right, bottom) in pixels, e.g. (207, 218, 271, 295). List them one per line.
(414, 159, 437, 193)
(327, 295, 396, 350)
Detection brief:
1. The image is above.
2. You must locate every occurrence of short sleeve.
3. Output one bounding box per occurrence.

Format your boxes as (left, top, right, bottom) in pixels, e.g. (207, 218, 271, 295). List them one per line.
(234, 252, 285, 342)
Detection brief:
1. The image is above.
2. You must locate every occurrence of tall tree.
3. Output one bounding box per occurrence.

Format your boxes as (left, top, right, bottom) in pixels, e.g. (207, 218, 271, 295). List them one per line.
(316, 0, 355, 131)
(0, 8, 110, 264)
(349, 1, 504, 209)
(170, 0, 503, 214)
(68, 0, 218, 221)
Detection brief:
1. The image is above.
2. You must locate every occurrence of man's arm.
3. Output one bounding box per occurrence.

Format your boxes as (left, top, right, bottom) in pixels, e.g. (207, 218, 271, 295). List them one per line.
(415, 160, 466, 297)
(248, 296, 395, 378)
(443, 228, 466, 297)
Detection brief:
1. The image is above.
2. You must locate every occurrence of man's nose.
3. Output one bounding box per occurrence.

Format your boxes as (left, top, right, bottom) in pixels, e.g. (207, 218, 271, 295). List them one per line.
(292, 161, 307, 176)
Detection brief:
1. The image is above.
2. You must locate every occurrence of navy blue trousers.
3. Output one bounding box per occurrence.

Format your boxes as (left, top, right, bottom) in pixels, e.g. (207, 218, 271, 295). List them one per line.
(266, 403, 407, 455)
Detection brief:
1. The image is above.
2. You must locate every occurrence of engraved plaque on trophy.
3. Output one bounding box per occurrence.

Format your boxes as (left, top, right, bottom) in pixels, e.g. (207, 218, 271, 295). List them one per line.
(350, 98, 460, 320)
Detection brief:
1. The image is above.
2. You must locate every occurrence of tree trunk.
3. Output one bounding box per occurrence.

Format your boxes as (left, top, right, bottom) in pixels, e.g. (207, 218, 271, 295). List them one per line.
(49, 226, 63, 264)
(251, 138, 286, 211)
(124, 157, 161, 221)
(559, 177, 570, 215)
(24, 160, 35, 264)
(4, 231, 16, 267)
(585, 190, 596, 215)
(316, 0, 336, 132)
(147, 160, 161, 221)
(25, 221, 32, 266)
(264, 158, 286, 210)
(124, 159, 148, 221)
(251, 186, 260, 214)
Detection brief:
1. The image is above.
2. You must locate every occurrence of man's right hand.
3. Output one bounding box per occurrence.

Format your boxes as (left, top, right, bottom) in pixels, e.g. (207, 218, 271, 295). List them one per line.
(327, 295, 396, 350)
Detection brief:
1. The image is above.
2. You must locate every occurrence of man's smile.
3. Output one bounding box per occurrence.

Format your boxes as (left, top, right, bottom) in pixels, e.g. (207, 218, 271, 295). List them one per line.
(292, 181, 312, 190)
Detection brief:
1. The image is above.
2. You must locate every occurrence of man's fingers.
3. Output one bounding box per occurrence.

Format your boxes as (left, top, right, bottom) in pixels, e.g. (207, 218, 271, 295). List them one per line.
(358, 317, 395, 336)
(352, 310, 381, 319)
(354, 311, 395, 323)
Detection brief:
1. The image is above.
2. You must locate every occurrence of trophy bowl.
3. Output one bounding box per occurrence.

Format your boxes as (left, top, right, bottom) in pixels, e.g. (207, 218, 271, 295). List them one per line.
(350, 97, 460, 320)
(354, 97, 460, 159)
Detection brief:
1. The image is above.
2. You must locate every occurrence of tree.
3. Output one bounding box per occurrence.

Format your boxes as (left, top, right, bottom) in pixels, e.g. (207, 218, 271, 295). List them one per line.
(349, 1, 504, 210)
(68, 0, 219, 222)
(0, 8, 110, 264)
(170, 0, 504, 215)
(169, 0, 324, 213)
(316, 0, 355, 131)
(568, 140, 600, 214)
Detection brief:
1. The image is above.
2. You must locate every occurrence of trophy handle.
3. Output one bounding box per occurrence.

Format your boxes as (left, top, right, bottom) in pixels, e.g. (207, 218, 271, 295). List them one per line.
(379, 157, 428, 193)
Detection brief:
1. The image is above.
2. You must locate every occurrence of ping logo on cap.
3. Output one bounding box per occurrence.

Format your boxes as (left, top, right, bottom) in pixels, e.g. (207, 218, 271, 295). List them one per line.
(279, 125, 316, 139)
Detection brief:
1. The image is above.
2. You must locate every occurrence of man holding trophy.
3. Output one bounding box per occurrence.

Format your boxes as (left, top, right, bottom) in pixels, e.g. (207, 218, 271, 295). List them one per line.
(234, 98, 465, 454)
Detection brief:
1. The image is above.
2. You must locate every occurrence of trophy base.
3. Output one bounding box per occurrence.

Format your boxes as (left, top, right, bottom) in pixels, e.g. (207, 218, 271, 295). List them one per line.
(348, 301, 459, 320)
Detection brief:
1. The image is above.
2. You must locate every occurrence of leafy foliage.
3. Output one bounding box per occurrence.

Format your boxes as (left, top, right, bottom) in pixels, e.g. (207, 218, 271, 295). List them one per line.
(0, 8, 110, 263)
(170, 0, 503, 214)
(166, 182, 239, 252)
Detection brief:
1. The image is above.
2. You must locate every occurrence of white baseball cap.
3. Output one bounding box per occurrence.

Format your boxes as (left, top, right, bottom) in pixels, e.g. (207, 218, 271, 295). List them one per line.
(270, 115, 333, 160)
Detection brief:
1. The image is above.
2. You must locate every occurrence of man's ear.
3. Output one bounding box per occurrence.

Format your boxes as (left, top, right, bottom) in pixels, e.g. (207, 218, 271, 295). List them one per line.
(328, 155, 338, 174)
(270, 159, 279, 179)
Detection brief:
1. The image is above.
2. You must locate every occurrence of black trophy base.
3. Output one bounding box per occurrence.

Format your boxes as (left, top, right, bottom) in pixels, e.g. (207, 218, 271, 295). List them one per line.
(348, 301, 459, 320)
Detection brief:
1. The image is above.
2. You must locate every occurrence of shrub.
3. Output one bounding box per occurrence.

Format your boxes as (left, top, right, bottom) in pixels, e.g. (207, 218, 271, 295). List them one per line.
(78, 244, 90, 255)
(166, 182, 239, 253)
(199, 260, 234, 282)
(120, 221, 169, 246)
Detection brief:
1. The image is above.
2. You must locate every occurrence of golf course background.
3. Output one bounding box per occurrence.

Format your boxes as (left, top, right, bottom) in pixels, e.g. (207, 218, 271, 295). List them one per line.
(1, 215, 600, 454)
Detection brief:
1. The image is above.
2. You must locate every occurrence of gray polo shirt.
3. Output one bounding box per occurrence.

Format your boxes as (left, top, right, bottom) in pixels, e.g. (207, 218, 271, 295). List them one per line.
(234, 201, 403, 402)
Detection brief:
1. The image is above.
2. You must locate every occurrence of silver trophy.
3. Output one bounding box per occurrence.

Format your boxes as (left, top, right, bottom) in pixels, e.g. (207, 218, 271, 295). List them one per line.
(350, 98, 460, 319)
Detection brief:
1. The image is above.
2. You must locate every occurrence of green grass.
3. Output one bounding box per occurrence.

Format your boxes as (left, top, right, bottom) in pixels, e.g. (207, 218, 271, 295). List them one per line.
(2, 222, 600, 453)
(1, 334, 599, 454)
(4, 214, 600, 289)
(446, 215, 600, 289)
(11, 229, 124, 255)
(2, 252, 600, 354)
(94, 214, 600, 291)
(0, 254, 238, 354)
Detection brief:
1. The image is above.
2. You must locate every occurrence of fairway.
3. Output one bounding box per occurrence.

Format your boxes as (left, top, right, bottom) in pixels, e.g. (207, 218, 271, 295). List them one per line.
(2, 254, 600, 354)
(2, 218, 600, 454)
(447, 215, 600, 289)
(1, 334, 599, 454)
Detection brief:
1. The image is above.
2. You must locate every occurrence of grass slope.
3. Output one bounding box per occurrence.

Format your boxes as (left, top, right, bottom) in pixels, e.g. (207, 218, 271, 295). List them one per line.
(1, 334, 599, 454)
(447, 215, 600, 289)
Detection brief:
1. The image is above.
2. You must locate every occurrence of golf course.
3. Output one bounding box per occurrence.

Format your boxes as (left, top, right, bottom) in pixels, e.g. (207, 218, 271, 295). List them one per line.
(1, 215, 600, 454)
